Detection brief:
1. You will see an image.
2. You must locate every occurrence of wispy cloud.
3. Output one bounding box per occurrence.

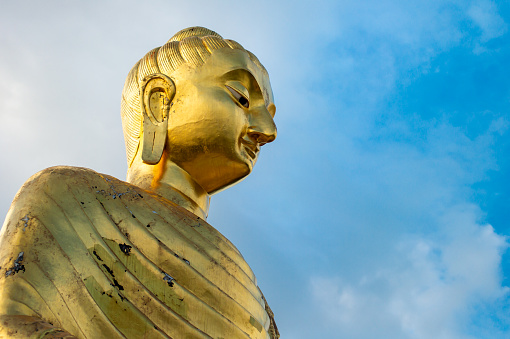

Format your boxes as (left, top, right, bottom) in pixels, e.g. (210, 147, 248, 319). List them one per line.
(311, 204, 508, 339)
(467, 0, 507, 42)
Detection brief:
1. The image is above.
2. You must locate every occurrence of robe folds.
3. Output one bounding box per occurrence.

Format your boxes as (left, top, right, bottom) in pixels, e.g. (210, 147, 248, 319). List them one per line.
(0, 166, 278, 339)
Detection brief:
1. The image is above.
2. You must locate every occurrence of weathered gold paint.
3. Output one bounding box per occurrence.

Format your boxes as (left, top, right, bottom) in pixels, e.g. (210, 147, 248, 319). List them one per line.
(0, 27, 279, 338)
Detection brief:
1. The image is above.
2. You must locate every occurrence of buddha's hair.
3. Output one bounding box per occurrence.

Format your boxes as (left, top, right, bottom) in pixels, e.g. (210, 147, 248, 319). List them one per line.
(121, 26, 267, 166)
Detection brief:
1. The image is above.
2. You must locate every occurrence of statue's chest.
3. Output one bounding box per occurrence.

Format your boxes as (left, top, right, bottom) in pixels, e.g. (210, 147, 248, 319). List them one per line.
(84, 188, 269, 337)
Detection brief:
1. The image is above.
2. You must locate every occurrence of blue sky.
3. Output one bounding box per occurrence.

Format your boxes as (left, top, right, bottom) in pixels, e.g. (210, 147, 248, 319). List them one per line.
(1, 1, 510, 338)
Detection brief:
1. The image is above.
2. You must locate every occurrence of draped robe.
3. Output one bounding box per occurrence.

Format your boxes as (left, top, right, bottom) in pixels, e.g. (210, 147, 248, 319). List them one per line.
(0, 167, 278, 339)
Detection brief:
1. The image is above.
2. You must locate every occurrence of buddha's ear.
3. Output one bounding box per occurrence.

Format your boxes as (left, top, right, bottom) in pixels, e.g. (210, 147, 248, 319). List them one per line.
(140, 74, 176, 164)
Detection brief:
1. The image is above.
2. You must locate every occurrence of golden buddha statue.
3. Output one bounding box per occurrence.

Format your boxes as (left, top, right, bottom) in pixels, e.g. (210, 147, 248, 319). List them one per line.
(0, 27, 279, 339)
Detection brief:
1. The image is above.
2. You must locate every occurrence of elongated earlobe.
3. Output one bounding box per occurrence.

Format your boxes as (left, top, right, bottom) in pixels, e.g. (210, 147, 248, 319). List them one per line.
(140, 74, 176, 164)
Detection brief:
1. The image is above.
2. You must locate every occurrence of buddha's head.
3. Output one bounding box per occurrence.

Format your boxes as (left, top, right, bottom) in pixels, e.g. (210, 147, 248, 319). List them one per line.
(121, 27, 277, 194)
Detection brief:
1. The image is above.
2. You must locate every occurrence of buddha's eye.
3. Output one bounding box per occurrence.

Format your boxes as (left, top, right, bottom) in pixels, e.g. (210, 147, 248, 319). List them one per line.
(226, 85, 249, 108)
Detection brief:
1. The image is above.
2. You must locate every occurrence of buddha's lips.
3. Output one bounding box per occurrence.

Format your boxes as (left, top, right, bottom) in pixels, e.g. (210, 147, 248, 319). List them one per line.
(241, 139, 259, 159)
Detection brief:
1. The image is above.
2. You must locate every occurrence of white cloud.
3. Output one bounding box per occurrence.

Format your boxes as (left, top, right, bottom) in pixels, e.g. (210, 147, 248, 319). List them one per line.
(311, 203, 509, 339)
(467, 0, 507, 42)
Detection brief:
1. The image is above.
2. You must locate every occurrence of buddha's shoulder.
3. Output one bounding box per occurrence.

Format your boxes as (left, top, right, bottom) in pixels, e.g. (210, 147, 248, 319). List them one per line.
(8, 166, 185, 220)
(13, 166, 127, 199)
(4, 166, 134, 222)
(1, 166, 145, 241)
(3, 166, 194, 235)
(21, 166, 111, 189)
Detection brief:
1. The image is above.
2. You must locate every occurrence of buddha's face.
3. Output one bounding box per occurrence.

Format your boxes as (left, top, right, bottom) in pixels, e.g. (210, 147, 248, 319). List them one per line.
(166, 48, 277, 194)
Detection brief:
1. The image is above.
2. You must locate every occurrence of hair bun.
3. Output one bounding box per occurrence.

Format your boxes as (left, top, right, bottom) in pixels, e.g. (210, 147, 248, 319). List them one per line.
(168, 27, 222, 43)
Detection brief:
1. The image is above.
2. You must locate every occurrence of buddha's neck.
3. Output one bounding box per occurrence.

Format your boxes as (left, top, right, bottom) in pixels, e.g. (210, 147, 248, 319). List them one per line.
(127, 158, 210, 220)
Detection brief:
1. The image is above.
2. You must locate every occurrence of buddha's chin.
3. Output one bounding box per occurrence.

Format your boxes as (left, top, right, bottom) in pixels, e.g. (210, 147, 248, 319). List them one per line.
(174, 149, 253, 194)
(198, 162, 252, 195)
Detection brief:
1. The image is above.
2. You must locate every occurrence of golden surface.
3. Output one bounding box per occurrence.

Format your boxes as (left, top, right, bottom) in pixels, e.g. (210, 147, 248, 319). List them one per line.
(0, 27, 278, 338)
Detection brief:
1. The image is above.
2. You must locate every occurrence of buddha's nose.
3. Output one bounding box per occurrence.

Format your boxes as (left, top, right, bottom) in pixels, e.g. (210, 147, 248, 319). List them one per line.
(247, 107, 277, 146)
